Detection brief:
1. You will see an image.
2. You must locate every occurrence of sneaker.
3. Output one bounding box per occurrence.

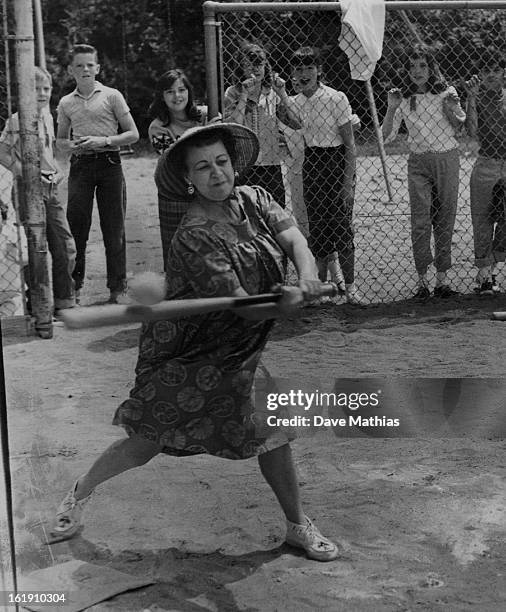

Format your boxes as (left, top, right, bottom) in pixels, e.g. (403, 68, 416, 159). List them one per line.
(433, 285, 459, 298)
(108, 290, 122, 304)
(50, 477, 93, 542)
(286, 516, 340, 562)
(345, 286, 365, 305)
(492, 275, 501, 294)
(412, 286, 431, 301)
(330, 278, 346, 296)
(479, 280, 495, 296)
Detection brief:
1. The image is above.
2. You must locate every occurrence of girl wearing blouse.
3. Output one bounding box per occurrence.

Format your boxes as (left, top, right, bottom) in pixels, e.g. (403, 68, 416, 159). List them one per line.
(148, 69, 207, 268)
(382, 45, 466, 300)
(224, 41, 301, 209)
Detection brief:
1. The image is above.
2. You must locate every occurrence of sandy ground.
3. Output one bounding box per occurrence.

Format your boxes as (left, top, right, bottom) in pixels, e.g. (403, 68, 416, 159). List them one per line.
(2, 155, 506, 611)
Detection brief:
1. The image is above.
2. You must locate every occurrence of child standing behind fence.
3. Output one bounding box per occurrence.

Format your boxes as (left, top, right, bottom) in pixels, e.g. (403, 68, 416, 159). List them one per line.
(224, 41, 301, 208)
(0, 66, 77, 315)
(56, 44, 139, 305)
(464, 50, 506, 296)
(382, 44, 466, 300)
(288, 47, 360, 304)
(148, 69, 207, 269)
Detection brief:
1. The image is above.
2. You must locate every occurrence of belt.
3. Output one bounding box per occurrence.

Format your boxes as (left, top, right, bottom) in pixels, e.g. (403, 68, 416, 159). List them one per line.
(72, 150, 120, 159)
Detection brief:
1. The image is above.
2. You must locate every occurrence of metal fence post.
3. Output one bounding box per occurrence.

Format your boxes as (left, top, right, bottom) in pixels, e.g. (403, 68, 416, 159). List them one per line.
(203, 1, 220, 119)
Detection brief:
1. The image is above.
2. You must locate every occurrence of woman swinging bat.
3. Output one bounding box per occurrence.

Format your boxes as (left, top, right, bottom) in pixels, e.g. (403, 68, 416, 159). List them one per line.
(50, 123, 341, 561)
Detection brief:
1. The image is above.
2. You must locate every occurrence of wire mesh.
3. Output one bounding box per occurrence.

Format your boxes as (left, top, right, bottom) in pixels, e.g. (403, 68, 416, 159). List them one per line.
(212, 1, 506, 303)
(0, 0, 27, 318)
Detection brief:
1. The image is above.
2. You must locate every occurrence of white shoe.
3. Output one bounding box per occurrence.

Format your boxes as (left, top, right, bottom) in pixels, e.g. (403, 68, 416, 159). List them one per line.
(345, 285, 365, 305)
(50, 477, 93, 542)
(286, 516, 340, 561)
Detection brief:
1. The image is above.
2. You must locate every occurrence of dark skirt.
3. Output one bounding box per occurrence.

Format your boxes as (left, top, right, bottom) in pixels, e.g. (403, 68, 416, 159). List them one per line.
(303, 146, 355, 283)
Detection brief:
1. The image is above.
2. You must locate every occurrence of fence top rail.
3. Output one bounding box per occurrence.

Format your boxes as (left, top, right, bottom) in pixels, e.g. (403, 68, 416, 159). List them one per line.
(203, 1, 506, 14)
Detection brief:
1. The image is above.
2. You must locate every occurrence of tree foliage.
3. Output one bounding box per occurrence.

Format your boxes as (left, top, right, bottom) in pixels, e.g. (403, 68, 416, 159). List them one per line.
(35, 0, 506, 135)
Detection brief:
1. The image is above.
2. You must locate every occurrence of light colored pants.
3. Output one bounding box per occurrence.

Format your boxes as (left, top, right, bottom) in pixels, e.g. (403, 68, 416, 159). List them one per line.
(470, 156, 506, 268)
(407, 149, 460, 274)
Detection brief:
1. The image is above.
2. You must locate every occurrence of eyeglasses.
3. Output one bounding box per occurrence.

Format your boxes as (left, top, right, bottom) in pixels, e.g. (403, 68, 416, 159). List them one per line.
(243, 52, 266, 66)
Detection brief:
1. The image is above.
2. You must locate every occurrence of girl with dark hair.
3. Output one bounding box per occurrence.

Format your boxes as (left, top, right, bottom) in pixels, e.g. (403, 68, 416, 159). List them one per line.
(148, 69, 208, 269)
(382, 45, 466, 299)
(289, 46, 360, 304)
(148, 69, 205, 154)
(224, 41, 301, 208)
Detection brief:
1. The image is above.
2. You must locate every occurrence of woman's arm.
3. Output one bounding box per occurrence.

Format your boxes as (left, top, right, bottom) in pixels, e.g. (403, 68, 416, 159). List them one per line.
(275, 225, 318, 281)
(234, 226, 321, 321)
(382, 88, 402, 141)
(442, 87, 466, 129)
(464, 76, 480, 138)
(272, 74, 302, 130)
(224, 85, 249, 125)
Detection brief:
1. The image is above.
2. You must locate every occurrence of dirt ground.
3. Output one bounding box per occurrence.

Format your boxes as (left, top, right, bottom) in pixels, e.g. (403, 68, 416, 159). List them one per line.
(2, 155, 506, 611)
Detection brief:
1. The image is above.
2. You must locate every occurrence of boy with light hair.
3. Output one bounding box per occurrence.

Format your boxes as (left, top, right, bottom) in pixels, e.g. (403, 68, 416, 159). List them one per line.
(57, 44, 139, 304)
(0, 66, 77, 314)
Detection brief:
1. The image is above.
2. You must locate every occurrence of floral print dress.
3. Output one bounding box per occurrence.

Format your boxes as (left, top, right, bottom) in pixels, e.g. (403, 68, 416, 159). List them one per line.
(113, 186, 295, 459)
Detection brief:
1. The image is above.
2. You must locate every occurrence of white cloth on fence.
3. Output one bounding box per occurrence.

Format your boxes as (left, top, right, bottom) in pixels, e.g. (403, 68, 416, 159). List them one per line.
(338, 0, 385, 81)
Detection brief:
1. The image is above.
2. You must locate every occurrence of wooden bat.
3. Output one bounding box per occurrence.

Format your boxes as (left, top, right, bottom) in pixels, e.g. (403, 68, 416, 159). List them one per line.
(492, 311, 506, 320)
(60, 283, 339, 329)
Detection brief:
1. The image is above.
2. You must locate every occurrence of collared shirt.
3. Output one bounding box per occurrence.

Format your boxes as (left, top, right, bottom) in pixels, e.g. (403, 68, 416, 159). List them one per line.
(224, 85, 283, 165)
(476, 87, 506, 159)
(290, 84, 353, 148)
(148, 106, 208, 155)
(56, 81, 130, 151)
(385, 86, 463, 154)
(0, 107, 58, 174)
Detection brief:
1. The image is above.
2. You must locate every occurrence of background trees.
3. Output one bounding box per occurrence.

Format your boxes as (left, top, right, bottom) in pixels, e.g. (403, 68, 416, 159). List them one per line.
(28, 0, 505, 137)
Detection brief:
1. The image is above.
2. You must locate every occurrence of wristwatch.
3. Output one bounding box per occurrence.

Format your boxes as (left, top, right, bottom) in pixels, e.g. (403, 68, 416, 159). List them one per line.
(105, 136, 112, 146)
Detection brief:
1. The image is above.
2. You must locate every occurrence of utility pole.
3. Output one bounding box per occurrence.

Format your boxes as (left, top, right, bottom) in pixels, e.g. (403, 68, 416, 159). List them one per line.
(13, 0, 52, 338)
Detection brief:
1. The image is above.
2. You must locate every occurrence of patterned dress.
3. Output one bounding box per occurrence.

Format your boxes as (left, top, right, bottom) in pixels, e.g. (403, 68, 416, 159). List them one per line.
(113, 186, 295, 459)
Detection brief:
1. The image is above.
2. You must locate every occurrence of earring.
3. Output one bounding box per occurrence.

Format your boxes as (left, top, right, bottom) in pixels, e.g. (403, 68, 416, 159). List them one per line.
(187, 181, 195, 196)
(234, 171, 239, 180)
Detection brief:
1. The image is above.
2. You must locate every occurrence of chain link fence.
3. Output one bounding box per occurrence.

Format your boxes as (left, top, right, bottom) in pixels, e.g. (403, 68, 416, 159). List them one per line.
(207, 0, 506, 303)
(0, 0, 28, 320)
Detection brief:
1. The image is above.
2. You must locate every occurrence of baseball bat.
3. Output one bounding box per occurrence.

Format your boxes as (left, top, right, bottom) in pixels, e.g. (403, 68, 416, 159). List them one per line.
(492, 311, 506, 320)
(60, 283, 339, 329)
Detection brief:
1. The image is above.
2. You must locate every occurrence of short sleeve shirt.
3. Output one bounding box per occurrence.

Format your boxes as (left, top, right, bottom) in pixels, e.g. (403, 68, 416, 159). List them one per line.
(290, 84, 353, 147)
(56, 81, 130, 151)
(148, 109, 207, 155)
(384, 86, 462, 154)
(0, 108, 58, 174)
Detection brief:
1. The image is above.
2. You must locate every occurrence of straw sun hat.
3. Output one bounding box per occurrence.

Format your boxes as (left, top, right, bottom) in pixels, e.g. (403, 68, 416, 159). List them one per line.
(154, 122, 260, 201)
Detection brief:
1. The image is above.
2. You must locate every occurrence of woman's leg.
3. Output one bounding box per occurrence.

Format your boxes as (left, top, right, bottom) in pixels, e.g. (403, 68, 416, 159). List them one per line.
(74, 434, 162, 500)
(51, 434, 161, 540)
(258, 443, 339, 561)
(257, 443, 304, 524)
